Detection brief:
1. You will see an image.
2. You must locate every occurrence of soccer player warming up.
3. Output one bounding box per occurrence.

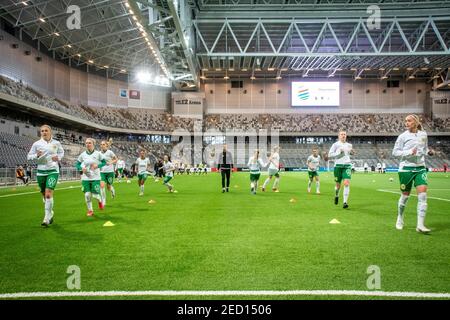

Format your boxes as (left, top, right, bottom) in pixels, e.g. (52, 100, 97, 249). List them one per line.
(100, 139, 117, 206)
(262, 146, 280, 192)
(328, 130, 354, 209)
(135, 150, 151, 196)
(27, 125, 64, 227)
(247, 149, 267, 195)
(307, 147, 321, 194)
(392, 114, 435, 233)
(116, 157, 125, 182)
(76, 138, 106, 217)
(162, 155, 176, 192)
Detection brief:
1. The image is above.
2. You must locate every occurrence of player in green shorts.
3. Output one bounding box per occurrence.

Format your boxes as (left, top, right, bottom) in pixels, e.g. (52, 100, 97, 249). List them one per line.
(393, 114, 435, 233)
(162, 155, 176, 193)
(247, 149, 267, 195)
(76, 138, 107, 216)
(306, 147, 321, 194)
(328, 130, 355, 209)
(27, 125, 64, 227)
(262, 146, 280, 192)
(116, 157, 125, 182)
(100, 139, 117, 206)
(135, 150, 151, 196)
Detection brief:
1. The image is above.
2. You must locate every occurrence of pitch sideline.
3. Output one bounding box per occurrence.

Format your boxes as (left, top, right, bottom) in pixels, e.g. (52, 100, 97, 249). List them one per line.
(0, 290, 449, 299)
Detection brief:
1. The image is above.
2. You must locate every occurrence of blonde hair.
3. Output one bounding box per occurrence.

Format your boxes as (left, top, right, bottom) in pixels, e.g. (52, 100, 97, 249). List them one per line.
(101, 138, 113, 148)
(406, 114, 423, 131)
(253, 149, 260, 161)
(85, 138, 96, 145)
(40, 124, 52, 132)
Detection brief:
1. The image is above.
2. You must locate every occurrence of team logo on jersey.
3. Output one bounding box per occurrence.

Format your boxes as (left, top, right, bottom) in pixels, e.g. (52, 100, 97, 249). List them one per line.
(47, 177, 57, 188)
(421, 173, 428, 182)
(400, 184, 406, 191)
(94, 184, 100, 193)
(346, 169, 351, 176)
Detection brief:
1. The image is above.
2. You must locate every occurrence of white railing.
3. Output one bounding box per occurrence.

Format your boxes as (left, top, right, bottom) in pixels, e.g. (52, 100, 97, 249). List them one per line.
(0, 167, 81, 187)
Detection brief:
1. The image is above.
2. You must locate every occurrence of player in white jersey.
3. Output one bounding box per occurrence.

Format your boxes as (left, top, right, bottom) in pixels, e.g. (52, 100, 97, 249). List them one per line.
(135, 150, 151, 196)
(116, 157, 126, 182)
(162, 155, 176, 192)
(27, 125, 64, 227)
(328, 130, 355, 209)
(392, 114, 435, 233)
(363, 162, 369, 173)
(75, 138, 106, 217)
(100, 140, 117, 206)
(307, 147, 321, 194)
(247, 149, 267, 195)
(262, 146, 281, 192)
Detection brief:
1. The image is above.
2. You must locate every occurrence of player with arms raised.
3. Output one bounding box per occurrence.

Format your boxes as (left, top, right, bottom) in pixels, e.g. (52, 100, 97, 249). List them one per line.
(307, 147, 321, 194)
(393, 114, 435, 233)
(328, 130, 355, 209)
(27, 125, 64, 227)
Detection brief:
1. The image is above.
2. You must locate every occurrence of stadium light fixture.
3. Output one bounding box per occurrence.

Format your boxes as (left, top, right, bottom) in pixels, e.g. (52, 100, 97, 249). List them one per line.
(250, 76, 256, 80)
(88, 60, 94, 64)
(137, 71, 152, 83)
(276, 76, 282, 80)
(22, 1, 28, 5)
(39, 18, 45, 23)
(54, 32, 60, 37)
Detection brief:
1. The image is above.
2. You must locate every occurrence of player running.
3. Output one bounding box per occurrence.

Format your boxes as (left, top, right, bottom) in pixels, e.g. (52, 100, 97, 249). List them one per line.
(307, 147, 321, 194)
(99, 139, 117, 206)
(162, 155, 176, 192)
(247, 149, 267, 195)
(76, 138, 106, 217)
(135, 150, 151, 196)
(262, 146, 280, 192)
(392, 114, 435, 233)
(116, 157, 126, 182)
(27, 125, 64, 227)
(328, 130, 355, 209)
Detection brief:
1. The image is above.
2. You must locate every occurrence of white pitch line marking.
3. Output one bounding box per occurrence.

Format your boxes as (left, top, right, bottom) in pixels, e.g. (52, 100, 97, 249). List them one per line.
(0, 186, 77, 198)
(0, 290, 449, 299)
(377, 189, 450, 202)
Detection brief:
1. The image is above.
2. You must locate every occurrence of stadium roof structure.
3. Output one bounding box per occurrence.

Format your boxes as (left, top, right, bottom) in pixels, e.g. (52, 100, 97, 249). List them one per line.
(1, 0, 449, 89)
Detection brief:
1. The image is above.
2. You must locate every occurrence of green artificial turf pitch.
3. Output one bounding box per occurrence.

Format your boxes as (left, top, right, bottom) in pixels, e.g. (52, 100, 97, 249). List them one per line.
(0, 172, 449, 299)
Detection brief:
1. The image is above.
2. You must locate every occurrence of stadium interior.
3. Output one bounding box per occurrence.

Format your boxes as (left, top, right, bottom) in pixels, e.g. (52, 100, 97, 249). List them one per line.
(1, 1, 449, 183)
(0, 0, 450, 302)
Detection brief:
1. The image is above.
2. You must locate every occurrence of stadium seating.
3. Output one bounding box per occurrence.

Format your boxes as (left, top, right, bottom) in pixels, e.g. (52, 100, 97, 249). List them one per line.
(1, 75, 449, 134)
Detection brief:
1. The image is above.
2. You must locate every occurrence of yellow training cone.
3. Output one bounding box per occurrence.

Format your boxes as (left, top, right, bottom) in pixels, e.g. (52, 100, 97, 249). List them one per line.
(289, 198, 297, 203)
(329, 219, 341, 224)
(103, 221, 115, 227)
(148, 199, 156, 204)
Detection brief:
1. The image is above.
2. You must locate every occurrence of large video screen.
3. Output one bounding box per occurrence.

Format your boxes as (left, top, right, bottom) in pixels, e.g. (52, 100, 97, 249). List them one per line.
(291, 81, 340, 107)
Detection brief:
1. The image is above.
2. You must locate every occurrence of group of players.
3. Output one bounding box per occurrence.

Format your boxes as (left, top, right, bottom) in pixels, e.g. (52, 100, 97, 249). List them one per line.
(27, 114, 434, 233)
